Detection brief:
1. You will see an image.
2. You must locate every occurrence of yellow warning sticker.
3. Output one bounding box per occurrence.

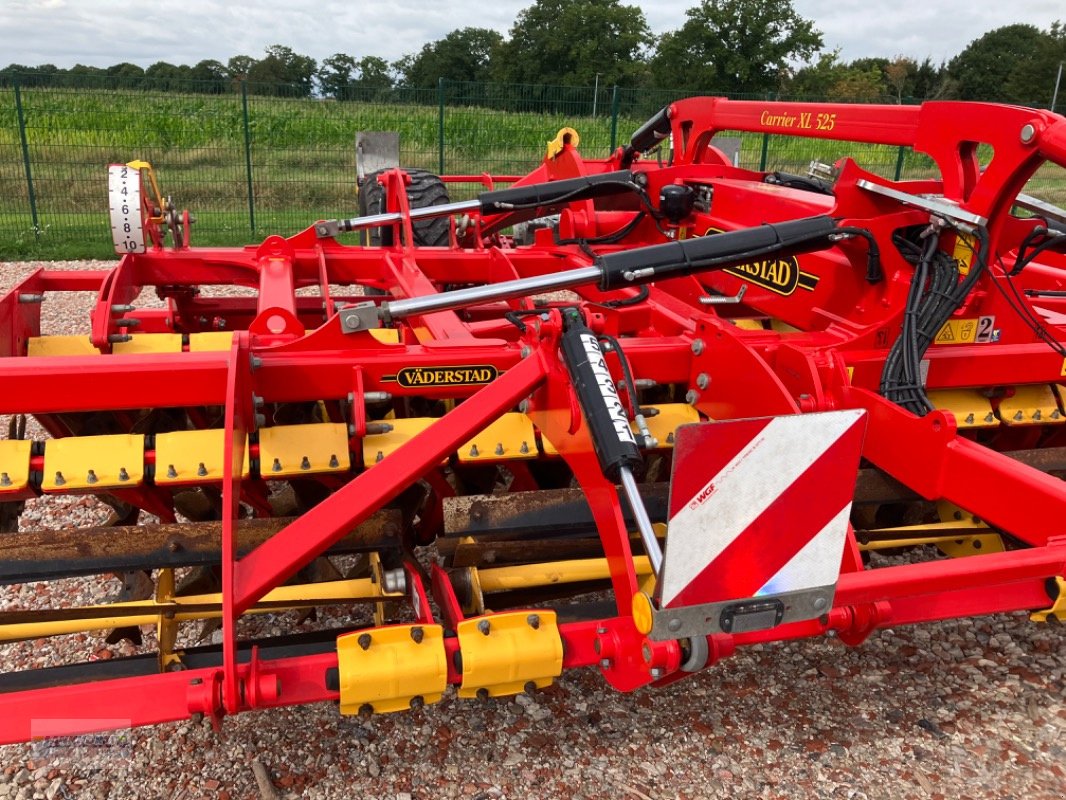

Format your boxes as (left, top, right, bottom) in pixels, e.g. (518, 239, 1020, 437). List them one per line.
(934, 316, 997, 346)
(953, 233, 976, 277)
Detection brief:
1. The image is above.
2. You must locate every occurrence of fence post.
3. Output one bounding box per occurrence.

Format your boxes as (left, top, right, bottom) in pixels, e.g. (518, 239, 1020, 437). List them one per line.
(609, 86, 620, 151)
(759, 133, 770, 171)
(893, 145, 906, 181)
(437, 77, 446, 175)
(13, 78, 40, 238)
(240, 81, 256, 235)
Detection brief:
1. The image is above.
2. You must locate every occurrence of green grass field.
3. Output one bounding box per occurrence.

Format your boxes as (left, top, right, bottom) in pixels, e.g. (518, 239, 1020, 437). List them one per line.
(1, 85, 1063, 260)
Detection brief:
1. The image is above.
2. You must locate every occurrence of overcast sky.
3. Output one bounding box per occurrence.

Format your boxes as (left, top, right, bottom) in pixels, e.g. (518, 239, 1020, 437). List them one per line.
(0, 0, 1062, 71)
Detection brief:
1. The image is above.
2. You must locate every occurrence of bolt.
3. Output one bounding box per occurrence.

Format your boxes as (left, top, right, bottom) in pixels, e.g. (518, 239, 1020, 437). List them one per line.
(518, 399, 530, 413)
(197, 462, 208, 477)
(519, 441, 530, 455)
(346, 392, 355, 404)
(166, 464, 178, 479)
(410, 626, 424, 644)
(18, 293, 44, 304)
(0, 472, 9, 487)
(520, 346, 532, 358)
(812, 596, 828, 611)
(375, 451, 384, 463)
(691, 338, 705, 356)
(596, 627, 608, 635)
(1020, 123, 1036, 144)
(685, 389, 699, 405)
(254, 413, 266, 428)
(477, 619, 491, 636)
(826, 629, 838, 638)
(696, 372, 710, 390)
(54, 471, 65, 486)
(271, 457, 282, 472)
(118, 467, 129, 482)
(250, 355, 263, 371)
(494, 442, 504, 456)
(86, 469, 98, 485)
(600, 658, 612, 669)
(650, 668, 664, 679)
(300, 455, 311, 470)
(469, 444, 480, 458)
(252, 394, 264, 408)
(357, 633, 372, 650)
(666, 431, 675, 445)
(668, 618, 682, 632)
(642, 643, 652, 663)
(329, 454, 340, 468)
(527, 614, 540, 630)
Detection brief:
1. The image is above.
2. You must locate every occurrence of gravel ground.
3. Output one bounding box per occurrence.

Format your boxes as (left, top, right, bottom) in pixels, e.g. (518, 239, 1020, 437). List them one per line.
(0, 260, 1064, 800)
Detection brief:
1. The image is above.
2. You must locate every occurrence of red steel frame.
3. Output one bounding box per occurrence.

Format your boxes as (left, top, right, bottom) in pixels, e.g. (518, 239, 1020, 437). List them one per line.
(1, 98, 1065, 743)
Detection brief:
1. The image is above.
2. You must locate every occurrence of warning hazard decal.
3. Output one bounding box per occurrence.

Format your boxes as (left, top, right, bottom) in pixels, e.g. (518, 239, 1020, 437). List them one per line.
(660, 410, 866, 610)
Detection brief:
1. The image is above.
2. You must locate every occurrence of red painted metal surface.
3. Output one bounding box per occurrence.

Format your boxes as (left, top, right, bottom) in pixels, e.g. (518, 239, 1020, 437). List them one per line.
(1, 97, 1065, 743)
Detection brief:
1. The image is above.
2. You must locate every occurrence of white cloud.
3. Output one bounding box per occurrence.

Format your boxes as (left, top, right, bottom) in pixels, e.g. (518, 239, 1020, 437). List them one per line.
(0, 0, 1060, 72)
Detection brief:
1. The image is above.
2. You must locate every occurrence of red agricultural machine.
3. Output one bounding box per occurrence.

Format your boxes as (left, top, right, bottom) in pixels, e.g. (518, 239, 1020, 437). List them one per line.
(1, 97, 1065, 743)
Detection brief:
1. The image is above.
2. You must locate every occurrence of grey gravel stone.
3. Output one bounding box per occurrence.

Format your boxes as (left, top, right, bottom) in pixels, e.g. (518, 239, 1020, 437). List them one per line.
(0, 260, 1064, 800)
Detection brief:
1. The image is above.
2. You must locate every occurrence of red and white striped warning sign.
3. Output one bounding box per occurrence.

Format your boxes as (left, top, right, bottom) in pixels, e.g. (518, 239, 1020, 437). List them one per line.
(660, 410, 866, 609)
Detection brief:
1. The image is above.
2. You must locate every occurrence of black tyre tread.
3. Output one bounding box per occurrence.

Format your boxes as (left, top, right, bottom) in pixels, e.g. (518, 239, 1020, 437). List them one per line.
(358, 168, 451, 247)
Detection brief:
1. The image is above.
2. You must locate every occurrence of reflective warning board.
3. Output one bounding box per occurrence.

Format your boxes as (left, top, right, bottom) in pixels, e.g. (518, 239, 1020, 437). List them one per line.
(655, 410, 866, 636)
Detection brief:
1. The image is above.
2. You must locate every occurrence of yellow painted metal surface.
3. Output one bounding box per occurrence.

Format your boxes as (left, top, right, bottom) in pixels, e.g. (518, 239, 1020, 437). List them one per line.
(154, 428, 250, 484)
(187, 332, 234, 352)
(1030, 577, 1066, 623)
(631, 591, 655, 635)
(368, 328, 401, 344)
(0, 577, 382, 642)
(362, 417, 435, 466)
(928, 389, 998, 429)
(476, 556, 653, 593)
(42, 433, 145, 491)
(458, 412, 537, 462)
(112, 334, 183, 354)
(732, 319, 766, 331)
(27, 336, 98, 357)
(637, 403, 700, 447)
(998, 384, 1063, 426)
(259, 423, 349, 478)
(546, 127, 580, 159)
(336, 624, 448, 714)
(457, 611, 563, 698)
(0, 439, 32, 493)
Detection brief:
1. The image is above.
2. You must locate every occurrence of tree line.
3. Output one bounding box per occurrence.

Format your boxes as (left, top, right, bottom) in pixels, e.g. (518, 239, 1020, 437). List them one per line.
(2, 0, 1064, 108)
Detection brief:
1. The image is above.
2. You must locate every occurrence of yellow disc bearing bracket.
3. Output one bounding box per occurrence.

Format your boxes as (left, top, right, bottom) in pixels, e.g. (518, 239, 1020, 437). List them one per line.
(336, 624, 448, 714)
(42, 433, 145, 492)
(0, 439, 32, 495)
(258, 423, 349, 478)
(457, 610, 563, 698)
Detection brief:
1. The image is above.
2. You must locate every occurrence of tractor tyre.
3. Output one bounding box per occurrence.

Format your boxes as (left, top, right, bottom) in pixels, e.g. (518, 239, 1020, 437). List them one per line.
(357, 168, 451, 247)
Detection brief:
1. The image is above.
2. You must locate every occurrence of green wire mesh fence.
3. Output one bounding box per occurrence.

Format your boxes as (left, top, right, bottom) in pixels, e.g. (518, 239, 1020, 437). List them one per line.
(0, 75, 1062, 259)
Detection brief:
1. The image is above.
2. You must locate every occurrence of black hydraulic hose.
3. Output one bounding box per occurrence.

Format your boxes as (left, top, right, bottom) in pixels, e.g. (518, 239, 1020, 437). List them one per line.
(596, 216, 839, 291)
